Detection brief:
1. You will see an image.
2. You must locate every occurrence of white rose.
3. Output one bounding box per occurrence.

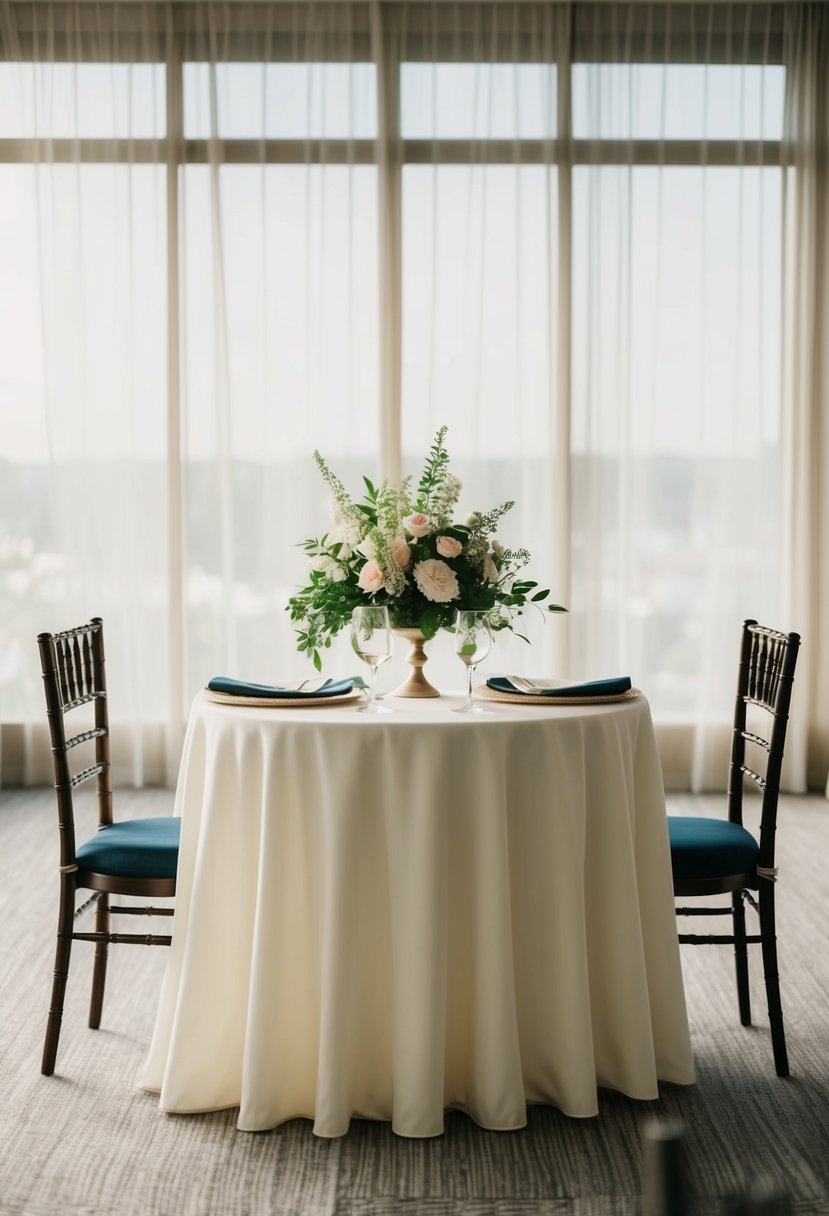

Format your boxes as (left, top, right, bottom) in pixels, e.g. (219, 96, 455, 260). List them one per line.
(403, 512, 431, 538)
(414, 558, 460, 603)
(310, 555, 346, 583)
(483, 553, 499, 583)
(329, 498, 345, 525)
(329, 519, 361, 552)
(357, 559, 385, 593)
(356, 536, 376, 559)
(436, 535, 462, 559)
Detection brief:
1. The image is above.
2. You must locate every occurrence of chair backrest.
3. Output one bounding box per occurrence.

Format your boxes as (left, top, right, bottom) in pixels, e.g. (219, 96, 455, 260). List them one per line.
(37, 618, 113, 875)
(728, 620, 800, 872)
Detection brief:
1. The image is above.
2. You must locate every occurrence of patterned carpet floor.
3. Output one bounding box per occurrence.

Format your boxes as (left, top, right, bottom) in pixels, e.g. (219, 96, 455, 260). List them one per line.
(1, 787, 828, 1216)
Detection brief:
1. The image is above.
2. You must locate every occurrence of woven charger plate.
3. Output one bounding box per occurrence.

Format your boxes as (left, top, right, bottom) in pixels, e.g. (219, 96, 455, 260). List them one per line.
(475, 684, 641, 706)
(202, 687, 363, 709)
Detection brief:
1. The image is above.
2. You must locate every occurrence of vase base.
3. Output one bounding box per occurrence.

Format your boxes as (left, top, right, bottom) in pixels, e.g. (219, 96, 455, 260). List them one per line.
(391, 673, 441, 699)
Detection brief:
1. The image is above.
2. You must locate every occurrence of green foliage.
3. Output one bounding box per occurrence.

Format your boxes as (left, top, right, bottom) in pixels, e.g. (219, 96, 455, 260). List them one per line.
(286, 428, 566, 669)
(416, 425, 450, 509)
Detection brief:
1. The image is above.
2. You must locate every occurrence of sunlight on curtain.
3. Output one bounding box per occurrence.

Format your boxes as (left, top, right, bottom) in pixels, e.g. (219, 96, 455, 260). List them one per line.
(0, 26, 168, 784)
(176, 19, 380, 693)
(398, 7, 566, 688)
(569, 13, 791, 790)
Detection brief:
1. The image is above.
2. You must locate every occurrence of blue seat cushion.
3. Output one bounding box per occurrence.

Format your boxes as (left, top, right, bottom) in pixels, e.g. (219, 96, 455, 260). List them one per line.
(76, 817, 180, 879)
(668, 816, 759, 883)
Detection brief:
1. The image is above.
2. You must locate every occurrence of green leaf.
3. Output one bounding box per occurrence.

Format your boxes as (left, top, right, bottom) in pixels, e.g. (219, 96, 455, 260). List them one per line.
(312, 650, 322, 672)
(531, 589, 549, 602)
(419, 603, 442, 640)
(363, 475, 377, 499)
(547, 603, 568, 613)
(459, 642, 476, 656)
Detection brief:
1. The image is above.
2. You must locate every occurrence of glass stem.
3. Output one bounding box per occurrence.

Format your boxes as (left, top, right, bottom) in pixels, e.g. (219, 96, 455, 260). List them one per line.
(466, 662, 474, 711)
(368, 664, 377, 708)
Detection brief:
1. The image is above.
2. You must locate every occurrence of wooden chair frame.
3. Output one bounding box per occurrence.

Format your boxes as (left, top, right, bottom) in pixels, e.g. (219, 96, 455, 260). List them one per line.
(38, 618, 176, 1077)
(674, 619, 800, 1077)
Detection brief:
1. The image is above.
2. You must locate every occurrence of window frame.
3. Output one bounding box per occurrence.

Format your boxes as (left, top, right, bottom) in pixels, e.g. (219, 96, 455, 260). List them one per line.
(0, 1, 788, 728)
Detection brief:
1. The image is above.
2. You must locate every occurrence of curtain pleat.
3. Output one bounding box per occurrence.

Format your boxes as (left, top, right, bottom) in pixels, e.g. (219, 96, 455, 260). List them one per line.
(779, 4, 829, 793)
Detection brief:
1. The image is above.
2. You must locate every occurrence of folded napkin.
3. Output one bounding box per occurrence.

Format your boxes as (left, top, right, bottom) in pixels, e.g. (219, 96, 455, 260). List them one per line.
(487, 675, 632, 698)
(207, 676, 354, 700)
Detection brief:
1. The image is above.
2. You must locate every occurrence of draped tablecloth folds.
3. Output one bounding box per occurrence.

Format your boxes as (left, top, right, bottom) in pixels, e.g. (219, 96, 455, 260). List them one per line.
(139, 691, 694, 1137)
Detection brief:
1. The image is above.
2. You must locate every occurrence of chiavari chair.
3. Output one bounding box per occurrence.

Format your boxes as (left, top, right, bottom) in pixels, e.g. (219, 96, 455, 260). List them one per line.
(668, 619, 800, 1076)
(38, 618, 180, 1076)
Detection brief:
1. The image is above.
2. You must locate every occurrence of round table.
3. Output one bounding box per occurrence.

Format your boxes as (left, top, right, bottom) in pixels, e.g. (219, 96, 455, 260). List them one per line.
(139, 689, 694, 1137)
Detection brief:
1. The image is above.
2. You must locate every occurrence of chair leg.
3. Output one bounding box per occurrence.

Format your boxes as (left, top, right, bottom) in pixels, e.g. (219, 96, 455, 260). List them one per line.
(732, 890, 751, 1026)
(89, 893, 109, 1030)
(41, 875, 75, 1076)
(759, 882, 789, 1077)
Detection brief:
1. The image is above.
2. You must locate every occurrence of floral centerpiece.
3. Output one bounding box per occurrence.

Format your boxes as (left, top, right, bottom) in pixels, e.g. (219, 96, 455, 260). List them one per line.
(287, 427, 565, 672)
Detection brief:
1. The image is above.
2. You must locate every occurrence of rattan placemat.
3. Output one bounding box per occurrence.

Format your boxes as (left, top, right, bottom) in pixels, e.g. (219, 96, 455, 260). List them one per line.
(202, 688, 363, 709)
(475, 684, 641, 706)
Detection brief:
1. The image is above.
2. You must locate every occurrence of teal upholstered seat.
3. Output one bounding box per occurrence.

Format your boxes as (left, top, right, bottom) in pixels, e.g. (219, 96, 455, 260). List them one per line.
(668, 816, 758, 883)
(76, 818, 180, 879)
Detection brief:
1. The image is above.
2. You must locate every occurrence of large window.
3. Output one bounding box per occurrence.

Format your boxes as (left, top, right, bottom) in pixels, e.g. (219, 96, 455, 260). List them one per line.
(0, 2, 791, 783)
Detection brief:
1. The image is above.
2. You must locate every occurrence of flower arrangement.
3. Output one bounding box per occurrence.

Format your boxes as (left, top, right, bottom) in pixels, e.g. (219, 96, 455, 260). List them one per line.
(287, 426, 565, 670)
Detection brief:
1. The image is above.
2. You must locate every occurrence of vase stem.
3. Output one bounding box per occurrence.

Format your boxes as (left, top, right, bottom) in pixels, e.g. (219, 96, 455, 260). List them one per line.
(391, 629, 441, 698)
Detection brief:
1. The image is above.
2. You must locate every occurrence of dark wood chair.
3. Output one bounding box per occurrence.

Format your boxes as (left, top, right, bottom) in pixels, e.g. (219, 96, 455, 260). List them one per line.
(38, 618, 180, 1076)
(668, 619, 800, 1077)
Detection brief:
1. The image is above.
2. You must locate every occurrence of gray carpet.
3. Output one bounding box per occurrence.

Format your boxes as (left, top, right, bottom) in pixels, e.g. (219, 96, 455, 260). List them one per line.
(1, 787, 828, 1216)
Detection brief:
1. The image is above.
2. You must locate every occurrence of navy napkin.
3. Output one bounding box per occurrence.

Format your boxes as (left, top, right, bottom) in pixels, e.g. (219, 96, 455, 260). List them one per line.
(207, 676, 354, 700)
(487, 675, 632, 698)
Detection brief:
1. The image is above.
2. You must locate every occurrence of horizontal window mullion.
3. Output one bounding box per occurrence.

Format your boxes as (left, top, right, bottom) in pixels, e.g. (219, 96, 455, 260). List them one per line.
(182, 139, 377, 164)
(402, 139, 560, 165)
(0, 138, 785, 169)
(399, 139, 784, 167)
(0, 138, 379, 164)
(571, 139, 784, 167)
(0, 138, 165, 163)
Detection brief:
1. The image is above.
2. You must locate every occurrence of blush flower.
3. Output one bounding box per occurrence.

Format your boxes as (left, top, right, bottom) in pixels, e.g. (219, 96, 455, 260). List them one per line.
(403, 512, 431, 538)
(390, 536, 411, 569)
(483, 553, 499, 583)
(357, 559, 385, 593)
(413, 558, 460, 603)
(436, 535, 462, 559)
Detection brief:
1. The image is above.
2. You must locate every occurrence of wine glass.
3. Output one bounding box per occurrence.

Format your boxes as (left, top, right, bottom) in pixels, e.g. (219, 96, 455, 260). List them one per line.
(453, 610, 492, 714)
(351, 606, 393, 714)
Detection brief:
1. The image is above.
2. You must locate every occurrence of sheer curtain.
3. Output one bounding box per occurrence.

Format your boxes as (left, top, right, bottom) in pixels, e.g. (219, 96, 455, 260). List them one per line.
(568, 4, 791, 788)
(0, 3, 169, 783)
(0, 2, 826, 792)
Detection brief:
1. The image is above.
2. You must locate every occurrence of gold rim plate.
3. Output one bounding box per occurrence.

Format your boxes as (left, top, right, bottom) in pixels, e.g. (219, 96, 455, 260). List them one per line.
(475, 684, 641, 706)
(202, 688, 363, 709)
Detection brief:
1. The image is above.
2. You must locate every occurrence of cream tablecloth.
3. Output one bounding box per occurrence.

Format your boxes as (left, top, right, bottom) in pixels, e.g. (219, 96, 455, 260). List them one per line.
(140, 690, 694, 1137)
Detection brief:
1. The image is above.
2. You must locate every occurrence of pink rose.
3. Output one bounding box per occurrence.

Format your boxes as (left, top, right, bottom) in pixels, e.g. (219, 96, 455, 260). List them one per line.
(436, 535, 462, 559)
(390, 536, 411, 569)
(413, 558, 460, 603)
(357, 559, 385, 593)
(403, 512, 431, 538)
